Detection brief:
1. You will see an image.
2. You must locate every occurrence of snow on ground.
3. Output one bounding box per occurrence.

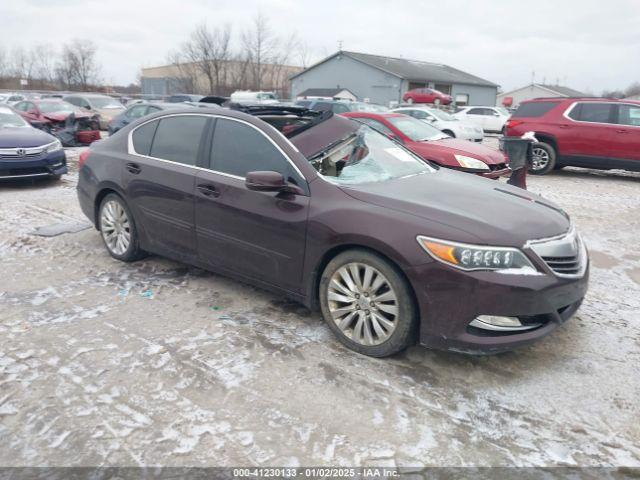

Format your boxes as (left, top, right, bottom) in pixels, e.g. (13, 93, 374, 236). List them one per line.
(0, 142, 639, 467)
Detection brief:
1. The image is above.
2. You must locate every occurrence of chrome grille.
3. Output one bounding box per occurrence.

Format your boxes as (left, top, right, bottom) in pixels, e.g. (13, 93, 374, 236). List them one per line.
(0, 152, 42, 160)
(541, 255, 581, 275)
(526, 227, 587, 278)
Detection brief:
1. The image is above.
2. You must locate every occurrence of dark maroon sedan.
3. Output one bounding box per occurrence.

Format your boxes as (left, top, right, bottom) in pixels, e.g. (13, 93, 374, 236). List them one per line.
(77, 107, 589, 357)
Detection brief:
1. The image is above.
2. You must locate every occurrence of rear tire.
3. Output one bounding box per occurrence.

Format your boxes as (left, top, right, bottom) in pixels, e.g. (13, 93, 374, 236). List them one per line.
(434, 98, 441, 106)
(98, 193, 146, 262)
(406, 97, 414, 104)
(319, 249, 417, 357)
(528, 142, 556, 175)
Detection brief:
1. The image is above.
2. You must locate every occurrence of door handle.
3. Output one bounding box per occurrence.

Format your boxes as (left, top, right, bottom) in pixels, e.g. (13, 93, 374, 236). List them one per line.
(126, 162, 141, 174)
(558, 124, 570, 129)
(616, 129, 628, 133)
(197, 183, 220, 197)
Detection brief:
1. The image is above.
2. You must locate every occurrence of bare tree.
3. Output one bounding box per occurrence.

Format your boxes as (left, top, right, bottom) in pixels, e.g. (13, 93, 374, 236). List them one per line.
(624, 82, 640, 98)
(11, 46, 35, 81)
(183, 23, 232, 95)
(241, 13, 278, 90)
(166, 50, 199, 94)
(32, 44, 56, 85)
(56, 39, 101, 90)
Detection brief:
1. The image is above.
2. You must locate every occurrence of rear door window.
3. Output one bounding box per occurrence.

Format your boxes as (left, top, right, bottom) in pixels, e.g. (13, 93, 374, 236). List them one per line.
(617, 104, 640, 127)
(209, 118, 299, 183)
(132, 120, 159, 156)
(149, 115, 207, 166)
(467, 108, 485, 115)
(512, 101, 561, 118)
(567, 103, 615, 123)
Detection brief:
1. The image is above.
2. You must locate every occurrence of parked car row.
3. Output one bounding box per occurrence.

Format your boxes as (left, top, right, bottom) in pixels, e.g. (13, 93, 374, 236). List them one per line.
(76, 104, 588, 357)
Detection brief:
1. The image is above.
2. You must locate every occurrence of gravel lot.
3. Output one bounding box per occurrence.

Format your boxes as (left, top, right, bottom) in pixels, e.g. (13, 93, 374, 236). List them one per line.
(1, 139, 639, 468)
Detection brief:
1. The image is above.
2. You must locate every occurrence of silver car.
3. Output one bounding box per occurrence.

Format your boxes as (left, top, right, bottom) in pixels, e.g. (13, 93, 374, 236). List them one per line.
(392, 107, 483, 142)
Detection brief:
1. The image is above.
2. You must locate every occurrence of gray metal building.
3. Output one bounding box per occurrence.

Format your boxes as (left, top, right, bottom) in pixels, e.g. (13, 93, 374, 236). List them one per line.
(290, 51, 499, 107)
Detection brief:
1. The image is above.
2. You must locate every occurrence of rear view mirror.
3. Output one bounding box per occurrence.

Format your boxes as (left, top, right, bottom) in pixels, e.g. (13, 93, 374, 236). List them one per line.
(245, 171, 287, 192)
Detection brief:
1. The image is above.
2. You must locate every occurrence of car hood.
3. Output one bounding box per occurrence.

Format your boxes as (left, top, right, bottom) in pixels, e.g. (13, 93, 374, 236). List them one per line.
(42, 110, 91, 122)
(339, 168, 569, 246)
(97, 107, 125, 117)
(408, 138, 507, 167)
(0, 127, 56, 148)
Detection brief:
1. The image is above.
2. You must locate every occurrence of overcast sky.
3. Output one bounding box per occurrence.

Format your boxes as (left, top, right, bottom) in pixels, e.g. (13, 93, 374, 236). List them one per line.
(1, 0, 639, 93)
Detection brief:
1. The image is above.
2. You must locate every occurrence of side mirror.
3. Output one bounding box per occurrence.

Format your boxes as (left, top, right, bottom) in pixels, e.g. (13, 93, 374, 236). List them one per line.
(245, 171, 288, 192)
(27, 109, 38, 115)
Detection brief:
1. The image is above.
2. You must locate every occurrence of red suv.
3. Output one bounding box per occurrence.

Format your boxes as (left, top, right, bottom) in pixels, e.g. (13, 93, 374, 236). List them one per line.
(402, 88, 452, 106)
(504, 97, 640, 175)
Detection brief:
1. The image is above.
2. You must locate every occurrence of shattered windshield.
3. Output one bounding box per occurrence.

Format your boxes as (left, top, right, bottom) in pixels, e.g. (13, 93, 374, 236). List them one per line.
(309, 125, 432, 185)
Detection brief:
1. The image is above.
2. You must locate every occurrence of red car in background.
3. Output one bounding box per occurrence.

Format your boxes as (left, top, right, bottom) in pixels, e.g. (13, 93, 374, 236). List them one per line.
(402, 88, 453, 105)
(505, 97, 640, 175)
(12, 99, 101, 146)
(341, 112, 509, 178)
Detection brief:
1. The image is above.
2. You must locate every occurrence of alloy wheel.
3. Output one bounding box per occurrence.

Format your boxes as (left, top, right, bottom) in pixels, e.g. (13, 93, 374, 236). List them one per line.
(531, 147, 550, 171)
(327, 262, 399, 346)
(100, 200, 131, 256)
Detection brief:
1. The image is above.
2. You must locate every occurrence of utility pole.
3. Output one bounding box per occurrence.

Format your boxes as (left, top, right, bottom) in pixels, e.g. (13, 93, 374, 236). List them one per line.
(338, 40, 343, 51)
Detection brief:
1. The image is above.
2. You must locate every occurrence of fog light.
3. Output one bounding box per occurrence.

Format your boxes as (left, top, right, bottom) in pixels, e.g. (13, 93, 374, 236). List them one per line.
(469, 315, 541, 332)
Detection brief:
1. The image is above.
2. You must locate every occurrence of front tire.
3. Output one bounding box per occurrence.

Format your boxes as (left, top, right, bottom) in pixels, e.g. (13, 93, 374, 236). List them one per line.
(433, 98, 441, 106)
(406, 97, 414, 104)
(529, 142, 556, 175)
(319, 249, 417, 357)
(98, 193, 145, 262)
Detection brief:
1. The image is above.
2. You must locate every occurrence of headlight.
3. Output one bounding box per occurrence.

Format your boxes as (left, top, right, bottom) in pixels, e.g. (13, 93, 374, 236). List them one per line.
(454, 154, 489, 170)
(417, 236, 537, 272)
(45, 140, 63, 153)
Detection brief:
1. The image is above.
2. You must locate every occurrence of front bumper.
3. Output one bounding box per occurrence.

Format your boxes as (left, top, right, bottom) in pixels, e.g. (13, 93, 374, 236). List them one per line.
(0, 150, 67, 180)
(481, 166, 511, 179)
(406, 259, 589, 354)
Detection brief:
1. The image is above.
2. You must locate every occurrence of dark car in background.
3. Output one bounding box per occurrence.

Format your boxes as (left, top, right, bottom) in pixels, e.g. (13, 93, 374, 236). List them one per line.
(295, 99, 388, 114)
(0, 106, 67, 180)
(167, 94, 205, 103)
(505, 97, 640, 174)
(342, 112, 509, 178)
(12, 99, 101, 146)
(108, 102, 194, 134)
(77, 106, 588, 357)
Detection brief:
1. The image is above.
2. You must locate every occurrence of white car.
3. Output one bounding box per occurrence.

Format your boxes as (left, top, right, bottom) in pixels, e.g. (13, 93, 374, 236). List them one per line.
(392, 106, 483, 142)
(0, 93, 27, 105)
(454, 106, 510, 133)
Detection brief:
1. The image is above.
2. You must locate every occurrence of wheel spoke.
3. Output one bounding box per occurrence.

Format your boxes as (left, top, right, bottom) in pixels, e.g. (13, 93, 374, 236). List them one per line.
(349, 264, 363, 290)
(374, 290, 396, 303)
(369, 313, 387, 338)
(328, 291, 355, 304)
(330, 278, 353, 297)
(376, 303, 398, 316)
(362, 316, 374, 345)
(361, 266, 374, 291)
(372, 312, 396, 331)
(330, 305, 356, 319)
(338, 311, 357, 331)
(352, 312, 365, 343)
(338, 268, 357, 293)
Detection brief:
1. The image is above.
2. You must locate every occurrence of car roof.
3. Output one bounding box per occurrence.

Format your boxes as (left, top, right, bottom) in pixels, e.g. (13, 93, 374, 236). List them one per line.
(342, 112, 404, 119)
(524, 96, 640, 105)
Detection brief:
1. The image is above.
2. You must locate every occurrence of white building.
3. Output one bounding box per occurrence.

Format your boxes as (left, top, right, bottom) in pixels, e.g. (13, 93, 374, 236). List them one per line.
(497, 83, 586, 108)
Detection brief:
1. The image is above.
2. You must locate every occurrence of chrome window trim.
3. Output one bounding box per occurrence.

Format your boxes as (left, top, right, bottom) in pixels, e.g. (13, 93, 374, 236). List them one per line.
(127, 112, 307, 182)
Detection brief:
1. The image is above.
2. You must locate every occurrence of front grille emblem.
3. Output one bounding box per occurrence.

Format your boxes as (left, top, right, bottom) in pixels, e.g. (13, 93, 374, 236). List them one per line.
(16, 148, 26, 157)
